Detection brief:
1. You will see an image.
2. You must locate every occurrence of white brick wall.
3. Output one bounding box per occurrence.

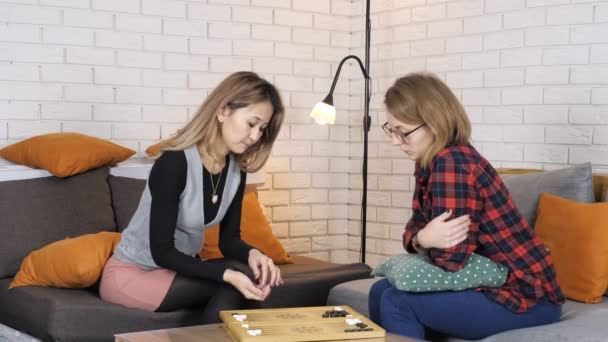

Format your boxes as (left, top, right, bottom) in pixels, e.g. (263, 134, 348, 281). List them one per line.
(355, 0, 608, 266)
(1, 0, 608, 266)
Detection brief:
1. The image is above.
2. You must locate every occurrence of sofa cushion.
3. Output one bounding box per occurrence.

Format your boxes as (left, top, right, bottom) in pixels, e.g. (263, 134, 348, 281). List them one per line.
(605, 190, 608, 298)
(0, 323, 40, 342)
(327, 277, 380, 317)
(500, 163, 594, 226)
(535, 193, 608, 303)
(10, 232, 121, 290)
(433, 300, 608, 342)
(328, 278, 608, 342)
(108, 176, 146, 232)
(0, 133, 135, 178)
(372, 253, 508, 292)
(248, 255, 372, 309)
(0, 278, 205, 342)
(0, 167, 116, 278)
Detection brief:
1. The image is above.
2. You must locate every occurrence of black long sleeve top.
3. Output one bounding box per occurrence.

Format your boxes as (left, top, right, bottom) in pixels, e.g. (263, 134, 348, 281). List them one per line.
(148, 150, 252, 282)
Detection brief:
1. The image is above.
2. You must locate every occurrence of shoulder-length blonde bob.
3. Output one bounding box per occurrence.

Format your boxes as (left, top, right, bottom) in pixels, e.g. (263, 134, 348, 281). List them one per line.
(151, 71, 285, 173)
(384, 72, 471, 168)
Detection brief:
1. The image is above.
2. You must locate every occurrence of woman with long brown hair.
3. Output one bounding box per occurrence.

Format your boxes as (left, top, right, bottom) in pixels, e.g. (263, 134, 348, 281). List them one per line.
(100, 71, 285, 322)
(369, 72, 564, 340)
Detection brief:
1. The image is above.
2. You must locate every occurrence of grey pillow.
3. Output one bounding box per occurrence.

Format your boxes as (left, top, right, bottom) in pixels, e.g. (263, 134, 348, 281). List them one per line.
(500, 163, 594, 227)
(0, 167, 116, 278)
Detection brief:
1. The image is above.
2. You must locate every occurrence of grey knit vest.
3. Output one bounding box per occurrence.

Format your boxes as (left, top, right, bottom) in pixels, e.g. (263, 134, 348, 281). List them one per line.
(113, 145, 241, 270)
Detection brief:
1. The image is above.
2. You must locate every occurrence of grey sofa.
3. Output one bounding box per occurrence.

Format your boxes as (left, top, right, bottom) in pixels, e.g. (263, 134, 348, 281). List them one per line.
(0, 166, 372, 342)
(328, 163, 608, 342)
(328, 278, 608, 342)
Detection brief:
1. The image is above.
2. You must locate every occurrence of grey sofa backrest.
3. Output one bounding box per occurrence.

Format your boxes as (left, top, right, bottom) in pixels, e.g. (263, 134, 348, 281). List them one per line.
(0, 167, 116, 278)
(108, 176, 146, 232)
(500, 163, 595, 227)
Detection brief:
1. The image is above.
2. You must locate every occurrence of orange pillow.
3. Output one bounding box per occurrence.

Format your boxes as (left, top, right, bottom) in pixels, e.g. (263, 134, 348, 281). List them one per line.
(200, 192, 293, 265)
(9, 232, 121, 289)
(534, 193, 608, 303)
(0, 133, 135, 177)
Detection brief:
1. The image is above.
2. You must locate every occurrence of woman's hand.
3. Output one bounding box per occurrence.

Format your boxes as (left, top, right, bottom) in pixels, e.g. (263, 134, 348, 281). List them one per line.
(417, 210, 471, 249)
(248, 249, 283, 287)
(223, 269, 270, 301)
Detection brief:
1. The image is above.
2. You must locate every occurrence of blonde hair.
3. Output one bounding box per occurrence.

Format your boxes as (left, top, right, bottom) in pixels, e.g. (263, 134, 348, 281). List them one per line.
(151, 71, 285, 172)
(384, 72, 471, 168)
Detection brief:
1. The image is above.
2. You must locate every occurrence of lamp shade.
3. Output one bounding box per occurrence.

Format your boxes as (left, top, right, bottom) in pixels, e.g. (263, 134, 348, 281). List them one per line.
(309, 101, 336, 125)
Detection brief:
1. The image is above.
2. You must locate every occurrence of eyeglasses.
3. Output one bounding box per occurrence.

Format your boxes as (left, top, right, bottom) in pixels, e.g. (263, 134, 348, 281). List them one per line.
(382, 122, 425, 144)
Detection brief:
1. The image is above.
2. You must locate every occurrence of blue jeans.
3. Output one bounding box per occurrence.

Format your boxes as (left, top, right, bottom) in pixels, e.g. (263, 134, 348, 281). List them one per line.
(369, 278, 561, 340)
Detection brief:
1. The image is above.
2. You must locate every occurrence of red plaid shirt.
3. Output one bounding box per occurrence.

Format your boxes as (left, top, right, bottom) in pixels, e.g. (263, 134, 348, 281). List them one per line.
(404, 144, 565, 313)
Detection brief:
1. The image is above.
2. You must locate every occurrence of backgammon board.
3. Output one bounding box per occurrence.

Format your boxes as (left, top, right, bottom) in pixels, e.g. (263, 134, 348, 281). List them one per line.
(220, 305, 385, 342)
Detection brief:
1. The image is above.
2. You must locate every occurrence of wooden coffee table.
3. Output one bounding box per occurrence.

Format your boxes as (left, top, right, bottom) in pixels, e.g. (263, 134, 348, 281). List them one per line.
(114, 323, 422, 342)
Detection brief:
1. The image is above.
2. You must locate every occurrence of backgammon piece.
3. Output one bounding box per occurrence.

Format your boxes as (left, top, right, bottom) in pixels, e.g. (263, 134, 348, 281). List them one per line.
(247, 329, 262, 336)
(346, 318, 363, 326)
(232, 314, 247, 322)
(323, 307, 350, 318)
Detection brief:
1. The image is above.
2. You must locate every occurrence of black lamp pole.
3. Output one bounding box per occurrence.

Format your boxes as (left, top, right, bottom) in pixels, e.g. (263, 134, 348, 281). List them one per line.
(361, 0, 371, 265)
(317, 1, 371, 263)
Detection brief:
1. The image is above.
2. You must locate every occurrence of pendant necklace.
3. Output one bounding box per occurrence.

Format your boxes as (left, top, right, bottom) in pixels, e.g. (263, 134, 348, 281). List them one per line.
(209, 170, 222, 205)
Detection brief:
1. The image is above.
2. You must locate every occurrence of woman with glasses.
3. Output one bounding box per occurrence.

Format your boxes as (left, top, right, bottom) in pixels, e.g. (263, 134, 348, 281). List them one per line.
(370, 73, 564, 340)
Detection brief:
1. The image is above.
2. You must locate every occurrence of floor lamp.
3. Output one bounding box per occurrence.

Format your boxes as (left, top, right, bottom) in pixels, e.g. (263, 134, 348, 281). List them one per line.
(310, 0, 371, 264)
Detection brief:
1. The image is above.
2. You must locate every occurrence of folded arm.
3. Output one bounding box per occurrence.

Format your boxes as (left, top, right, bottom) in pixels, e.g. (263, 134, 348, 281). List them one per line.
(425, 156, 482, 271)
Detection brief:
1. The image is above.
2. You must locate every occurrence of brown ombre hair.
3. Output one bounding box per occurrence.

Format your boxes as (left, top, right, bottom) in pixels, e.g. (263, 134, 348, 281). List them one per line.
(150, 71, 285, 173)
(384, 72, 471, 167)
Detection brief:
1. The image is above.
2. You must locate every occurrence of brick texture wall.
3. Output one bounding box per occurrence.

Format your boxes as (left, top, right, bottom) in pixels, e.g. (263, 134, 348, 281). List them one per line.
(357, 0, 608, 266)
(1, 0, 607, 266)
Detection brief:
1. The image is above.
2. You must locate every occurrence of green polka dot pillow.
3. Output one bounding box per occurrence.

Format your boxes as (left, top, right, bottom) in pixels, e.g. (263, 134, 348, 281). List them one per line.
(371, 253, 509, 292)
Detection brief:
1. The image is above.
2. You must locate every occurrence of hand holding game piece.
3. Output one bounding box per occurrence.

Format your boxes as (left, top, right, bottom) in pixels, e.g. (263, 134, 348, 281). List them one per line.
(257, 283, 271, 300)
(223, 269, 267, 301)
(248, 249, 283, 287)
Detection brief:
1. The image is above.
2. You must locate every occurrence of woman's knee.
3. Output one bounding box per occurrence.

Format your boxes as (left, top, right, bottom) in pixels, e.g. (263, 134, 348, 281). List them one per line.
(370, 278, 392, 301)
(379, 287, 419, 317)
(547, 302, 562, 323)
(530, 301, 562, 326)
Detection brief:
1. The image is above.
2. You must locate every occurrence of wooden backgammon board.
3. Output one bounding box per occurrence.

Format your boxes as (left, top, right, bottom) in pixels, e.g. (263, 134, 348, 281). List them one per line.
(220, 305, 386, 342)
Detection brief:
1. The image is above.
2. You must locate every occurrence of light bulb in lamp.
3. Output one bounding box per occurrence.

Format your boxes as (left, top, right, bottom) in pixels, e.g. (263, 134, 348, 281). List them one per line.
(310, 94, 336, 125)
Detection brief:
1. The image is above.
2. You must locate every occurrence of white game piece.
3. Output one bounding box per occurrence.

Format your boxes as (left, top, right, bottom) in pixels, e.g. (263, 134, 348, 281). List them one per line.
(247, 329, 262, 336)
(241, 324, 249, 328)
(333, 306, 344, 311)
(232, 314, 247, 322)
(346, 318, 362, 326)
